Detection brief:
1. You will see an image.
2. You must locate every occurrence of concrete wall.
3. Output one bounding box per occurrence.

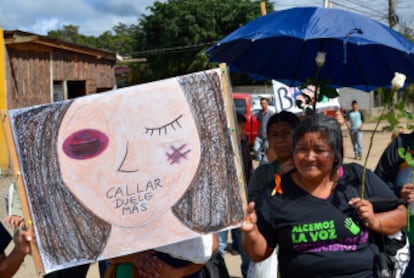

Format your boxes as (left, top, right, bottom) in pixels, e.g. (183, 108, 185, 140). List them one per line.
(233, 85, 274, 95)
(337, 87, 375, 117)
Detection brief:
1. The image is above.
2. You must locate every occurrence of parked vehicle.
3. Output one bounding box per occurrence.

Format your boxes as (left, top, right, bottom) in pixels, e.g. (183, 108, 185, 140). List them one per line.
(233, 91, 342, 147)
(232, 92, 275, 146)
(233, 92, 258, 146)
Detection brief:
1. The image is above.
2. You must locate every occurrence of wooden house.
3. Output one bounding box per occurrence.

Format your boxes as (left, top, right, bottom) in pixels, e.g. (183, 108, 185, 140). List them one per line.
(4, 30, 116, 108)
(0, 29, 116, 170)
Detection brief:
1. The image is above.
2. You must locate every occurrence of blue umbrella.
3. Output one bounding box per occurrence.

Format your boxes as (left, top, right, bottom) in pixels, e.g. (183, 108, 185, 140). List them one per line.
(206, 6, 414, 91)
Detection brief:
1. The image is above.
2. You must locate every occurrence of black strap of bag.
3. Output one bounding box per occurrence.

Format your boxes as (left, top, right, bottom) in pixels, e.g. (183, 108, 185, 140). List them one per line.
(199, 251, 230, 278)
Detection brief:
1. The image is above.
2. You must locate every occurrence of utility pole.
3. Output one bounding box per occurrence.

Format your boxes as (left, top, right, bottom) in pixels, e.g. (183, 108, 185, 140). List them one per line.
(0, 26, 8, 170)
(260, 2, 267, 16)
(388, 0, 398, 28)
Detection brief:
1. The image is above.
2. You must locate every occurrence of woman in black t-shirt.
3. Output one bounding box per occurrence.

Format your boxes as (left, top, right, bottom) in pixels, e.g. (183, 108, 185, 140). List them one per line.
(241, 113, 406, 277)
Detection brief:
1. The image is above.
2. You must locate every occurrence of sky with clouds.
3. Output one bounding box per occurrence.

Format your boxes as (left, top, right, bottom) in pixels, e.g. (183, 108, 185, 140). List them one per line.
(0, 0, 412, 37)
(0, 0, 166, 36)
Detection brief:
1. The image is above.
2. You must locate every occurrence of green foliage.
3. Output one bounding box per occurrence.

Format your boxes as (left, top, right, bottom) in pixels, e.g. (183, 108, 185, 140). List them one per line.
(131, 0, 274, 83)
(46, 1, 275, 85)
(376, 86, 414, 132)
(300, 77, 339, 102)
(318, 80, 339, 99)
(296, 65, 339, 114)
(385, 110, 400, 126)
(95, 23, 137, 56)
(359, 83, 413, 198)
(47, 23, 137, 57)
(48, 25, 82, 43)
(403, 84, 414, 101)
(398, 147, 414, 168)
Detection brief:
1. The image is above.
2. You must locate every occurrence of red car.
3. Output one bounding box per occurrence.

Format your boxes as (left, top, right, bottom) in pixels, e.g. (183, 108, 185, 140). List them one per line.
(232, 92, 260, 146)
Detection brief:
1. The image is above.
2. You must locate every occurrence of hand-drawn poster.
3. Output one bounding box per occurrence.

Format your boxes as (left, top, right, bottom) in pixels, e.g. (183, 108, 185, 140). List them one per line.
(3, 67, 246, 274)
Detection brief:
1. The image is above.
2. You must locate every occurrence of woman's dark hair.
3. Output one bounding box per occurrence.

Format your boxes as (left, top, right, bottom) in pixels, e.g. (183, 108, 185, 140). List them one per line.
(292, 113, 343, 177)
(266, 110, 300, 135)
(10, 101, 111, 272)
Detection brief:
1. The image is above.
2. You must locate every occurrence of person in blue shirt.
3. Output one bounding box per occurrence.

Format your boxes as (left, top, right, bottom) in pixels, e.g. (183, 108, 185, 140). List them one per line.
(346, 100, 364, 160)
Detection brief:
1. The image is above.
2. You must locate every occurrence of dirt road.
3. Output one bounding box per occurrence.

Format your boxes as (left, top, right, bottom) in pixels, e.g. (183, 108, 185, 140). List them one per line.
(0, 123, 395, 277)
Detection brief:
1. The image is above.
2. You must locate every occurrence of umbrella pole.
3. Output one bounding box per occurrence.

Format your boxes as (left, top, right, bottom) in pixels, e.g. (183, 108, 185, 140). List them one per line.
(312, 50, 326, 113)
(313, 66, 321, 112)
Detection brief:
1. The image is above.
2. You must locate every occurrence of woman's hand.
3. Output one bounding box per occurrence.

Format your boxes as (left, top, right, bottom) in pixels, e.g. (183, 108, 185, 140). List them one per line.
(241, 202, 257, 233)
(348, 198, 380, 231)
(3, 215, 25, 229)
(13, 229, 32, 256)
(241, 202, 273, 262)
(3, 216, 33, 256)
(400, 184, 414, 203)
(0, 217, 33, 277)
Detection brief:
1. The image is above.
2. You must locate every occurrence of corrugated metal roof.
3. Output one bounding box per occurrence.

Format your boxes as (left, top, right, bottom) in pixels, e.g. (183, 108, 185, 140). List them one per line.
(4, 30, 116, 61)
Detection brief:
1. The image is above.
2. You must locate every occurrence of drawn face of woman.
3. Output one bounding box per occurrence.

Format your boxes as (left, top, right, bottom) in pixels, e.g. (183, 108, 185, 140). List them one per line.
(57, 79, 201, 227)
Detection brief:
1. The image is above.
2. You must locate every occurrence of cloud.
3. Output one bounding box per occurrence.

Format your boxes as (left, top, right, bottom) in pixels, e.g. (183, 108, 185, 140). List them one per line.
(84, 0, 139, 16)
(2, 0, 410, 37)
(31, 18, 62, 34)
(0, 0, 163, 36)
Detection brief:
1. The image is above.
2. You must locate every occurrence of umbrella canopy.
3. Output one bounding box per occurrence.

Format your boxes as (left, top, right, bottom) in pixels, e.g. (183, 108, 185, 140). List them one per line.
(206, 6, 414, 91)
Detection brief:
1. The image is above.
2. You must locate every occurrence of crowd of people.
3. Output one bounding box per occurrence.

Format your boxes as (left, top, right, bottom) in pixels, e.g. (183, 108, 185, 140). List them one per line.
(2, 97, 413, 278)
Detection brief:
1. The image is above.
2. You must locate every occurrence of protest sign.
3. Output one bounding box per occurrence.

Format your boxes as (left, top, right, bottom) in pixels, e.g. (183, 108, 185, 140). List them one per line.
(272, 80, 341, 115)
(2, 66, 246, 274)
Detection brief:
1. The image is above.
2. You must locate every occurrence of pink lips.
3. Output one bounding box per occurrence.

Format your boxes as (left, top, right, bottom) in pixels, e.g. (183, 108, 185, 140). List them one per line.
(62, 129, 109, 159)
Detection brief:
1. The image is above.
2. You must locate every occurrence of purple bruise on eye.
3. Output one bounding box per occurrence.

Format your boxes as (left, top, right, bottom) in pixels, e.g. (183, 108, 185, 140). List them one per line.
(166, 144, 191, 165)
(62, 129, 109, 159)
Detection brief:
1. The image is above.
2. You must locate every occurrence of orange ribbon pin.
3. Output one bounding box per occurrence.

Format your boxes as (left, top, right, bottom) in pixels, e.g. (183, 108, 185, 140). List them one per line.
(271, 174, 282, 196)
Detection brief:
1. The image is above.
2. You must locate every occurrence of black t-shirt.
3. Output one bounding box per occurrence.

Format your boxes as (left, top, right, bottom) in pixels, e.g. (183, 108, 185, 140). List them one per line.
(0, 223, 12, 253)
(374, 131, 414, 196)
(255, 163, 399, 278)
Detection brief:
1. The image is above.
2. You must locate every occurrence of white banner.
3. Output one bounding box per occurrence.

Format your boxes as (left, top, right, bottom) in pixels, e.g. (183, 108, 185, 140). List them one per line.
(272, 80, 340, 115)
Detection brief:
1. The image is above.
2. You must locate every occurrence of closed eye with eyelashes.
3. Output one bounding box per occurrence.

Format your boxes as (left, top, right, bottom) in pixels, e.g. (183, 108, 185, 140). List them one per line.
(145, 114, 183, 136)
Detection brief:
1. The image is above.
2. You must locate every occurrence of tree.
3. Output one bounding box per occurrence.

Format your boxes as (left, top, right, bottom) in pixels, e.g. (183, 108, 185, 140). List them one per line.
(48, 25, 82, 43)
(48, 23, 136, 57)
(95, 23, 137, 57)
(48, 25, 99, 49)
(132, 0, 274, 83)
